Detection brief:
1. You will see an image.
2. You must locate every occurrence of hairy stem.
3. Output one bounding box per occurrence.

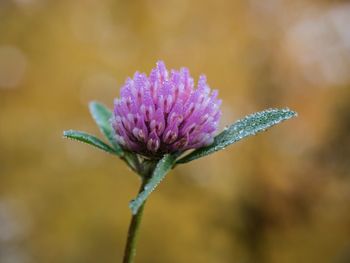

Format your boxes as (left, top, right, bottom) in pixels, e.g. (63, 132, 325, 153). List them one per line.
(122, 178, 149, 263)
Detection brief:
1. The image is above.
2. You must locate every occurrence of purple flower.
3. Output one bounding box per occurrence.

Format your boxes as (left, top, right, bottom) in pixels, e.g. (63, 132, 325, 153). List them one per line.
(111, 61, 222, 157)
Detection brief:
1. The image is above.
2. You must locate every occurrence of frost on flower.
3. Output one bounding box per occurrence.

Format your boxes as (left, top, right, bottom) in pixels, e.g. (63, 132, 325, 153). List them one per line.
(111, 61, 222, 157)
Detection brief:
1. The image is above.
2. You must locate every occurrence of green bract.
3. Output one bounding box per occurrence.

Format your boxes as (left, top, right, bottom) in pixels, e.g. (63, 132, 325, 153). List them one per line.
(89, 101, 124, 156)
(177, 108, 297, 164)
(129, 154, 177, 214)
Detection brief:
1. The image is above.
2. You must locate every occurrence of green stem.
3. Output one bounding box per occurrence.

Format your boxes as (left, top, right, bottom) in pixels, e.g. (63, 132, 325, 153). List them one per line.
(122, 178, 148, 263)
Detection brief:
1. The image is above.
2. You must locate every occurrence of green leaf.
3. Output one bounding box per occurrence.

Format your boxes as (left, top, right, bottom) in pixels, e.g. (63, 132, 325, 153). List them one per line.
(89, 102, 140, 171)
(63, 130, 117, 155)
(89, 101, 123, 156)
(129, 154, 177, 214)
(177, 108, 297, 164)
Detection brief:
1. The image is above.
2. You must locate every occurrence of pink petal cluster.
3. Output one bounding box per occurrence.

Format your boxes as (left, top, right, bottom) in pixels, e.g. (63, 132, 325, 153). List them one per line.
(112, 61, 222, 157)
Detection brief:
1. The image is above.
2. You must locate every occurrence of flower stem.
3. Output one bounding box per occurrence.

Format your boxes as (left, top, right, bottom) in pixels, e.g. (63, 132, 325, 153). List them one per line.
(122, 178, 148, 263)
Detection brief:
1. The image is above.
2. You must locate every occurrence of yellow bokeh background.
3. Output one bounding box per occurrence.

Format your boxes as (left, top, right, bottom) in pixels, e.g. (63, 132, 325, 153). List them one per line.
(1, 0, 350, 262)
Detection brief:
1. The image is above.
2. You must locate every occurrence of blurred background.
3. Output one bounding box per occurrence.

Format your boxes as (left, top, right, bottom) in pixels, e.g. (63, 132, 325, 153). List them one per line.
(1, 0, 350, 262)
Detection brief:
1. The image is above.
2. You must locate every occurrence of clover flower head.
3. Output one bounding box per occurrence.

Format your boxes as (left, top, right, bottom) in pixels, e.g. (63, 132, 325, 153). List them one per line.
(111, 61, 222, 157)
